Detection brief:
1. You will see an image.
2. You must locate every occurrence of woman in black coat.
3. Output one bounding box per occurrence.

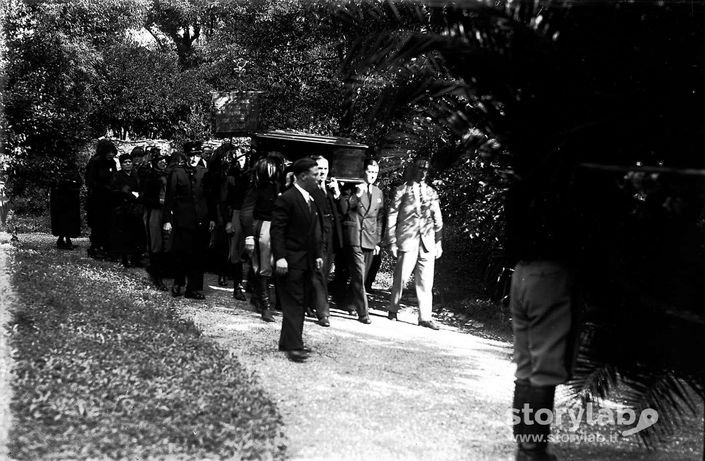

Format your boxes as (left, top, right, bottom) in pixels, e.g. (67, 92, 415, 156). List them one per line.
(50, 160, 83, 249)
(85, 139, 117, 258)
(142, 153, 169, 290)
(111, 153, 144, 267)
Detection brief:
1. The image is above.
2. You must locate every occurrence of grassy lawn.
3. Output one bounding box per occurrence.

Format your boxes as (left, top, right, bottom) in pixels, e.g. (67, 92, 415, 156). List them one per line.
(6, 234, 286, 460)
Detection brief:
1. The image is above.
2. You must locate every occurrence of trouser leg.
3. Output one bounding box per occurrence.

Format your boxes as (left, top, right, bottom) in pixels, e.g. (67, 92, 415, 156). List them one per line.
(365, 252, 382, 290)
(310, 270, 329, 319)
(414, 244, 435, 322)
(389, 247, 418, 313)
(278, 269, 306, 351)
(186, 226, 209, 292)
(511, 261, 573, 386)
(349, 245, 368, 317)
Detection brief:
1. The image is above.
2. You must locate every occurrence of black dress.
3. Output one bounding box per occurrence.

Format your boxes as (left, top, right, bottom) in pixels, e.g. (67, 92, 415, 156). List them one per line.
(50, 170, 83, 237)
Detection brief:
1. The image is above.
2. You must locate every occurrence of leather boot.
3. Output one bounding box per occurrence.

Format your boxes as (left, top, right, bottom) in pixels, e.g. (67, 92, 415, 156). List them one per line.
(260, 276, 275, 322)
(233, 283, 247, 301)
(513, 380, 558, 461)
(250, 275, 262, 312)
(232, 262, 247, 301)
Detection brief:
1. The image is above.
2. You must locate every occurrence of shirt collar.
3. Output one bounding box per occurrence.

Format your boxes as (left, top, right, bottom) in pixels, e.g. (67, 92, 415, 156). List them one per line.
(294, 183, 311, 202)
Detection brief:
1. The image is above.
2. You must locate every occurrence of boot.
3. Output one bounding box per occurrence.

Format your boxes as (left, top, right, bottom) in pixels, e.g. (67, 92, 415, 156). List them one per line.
(232, 262, 247, 301)
(148, 256, 168, 291)
(260, 276, 275, 322)
(513, 380, 557, 461)
(233, 283, 247, 301)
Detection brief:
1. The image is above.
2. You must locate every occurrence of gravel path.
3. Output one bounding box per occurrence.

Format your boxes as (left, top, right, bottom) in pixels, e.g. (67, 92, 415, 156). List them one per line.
(179, 276, 518, 461)
(0, 232, 15, 460)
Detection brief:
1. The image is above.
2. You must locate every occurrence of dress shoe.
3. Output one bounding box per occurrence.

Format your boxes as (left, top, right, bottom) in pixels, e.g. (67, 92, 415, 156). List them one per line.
(318, 317, 330, 327)
(387, 311, 398, 321)
(305, 307, 316, 318)
(418, 319, 440, 330)
(171, 285, 183, 297)
(358, 316, 371, 324)
(286, 349, 309, 363)
(261, 308, 275, 323)
(184, 291, 205, 300)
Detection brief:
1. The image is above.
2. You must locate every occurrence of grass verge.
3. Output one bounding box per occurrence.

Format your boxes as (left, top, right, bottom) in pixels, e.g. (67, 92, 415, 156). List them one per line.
(6, 235, 286, 460)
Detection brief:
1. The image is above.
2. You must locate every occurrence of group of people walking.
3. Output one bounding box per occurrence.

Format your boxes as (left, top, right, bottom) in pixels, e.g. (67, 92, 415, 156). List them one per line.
(46, 136, 575, 459)
(80, 138, 446, 362)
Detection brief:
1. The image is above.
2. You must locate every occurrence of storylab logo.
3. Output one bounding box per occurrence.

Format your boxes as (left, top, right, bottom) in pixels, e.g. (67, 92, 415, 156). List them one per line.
(510, 404, 659, 437)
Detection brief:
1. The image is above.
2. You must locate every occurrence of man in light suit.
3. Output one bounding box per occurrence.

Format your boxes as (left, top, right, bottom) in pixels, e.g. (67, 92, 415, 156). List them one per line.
(271, 157, 327, 362)
(340, 158, 385, 324)
(387, 157, 443, 330)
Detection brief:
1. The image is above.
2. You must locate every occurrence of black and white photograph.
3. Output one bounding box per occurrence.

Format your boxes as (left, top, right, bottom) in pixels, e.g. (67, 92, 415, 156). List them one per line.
(0, 0, 703, 459)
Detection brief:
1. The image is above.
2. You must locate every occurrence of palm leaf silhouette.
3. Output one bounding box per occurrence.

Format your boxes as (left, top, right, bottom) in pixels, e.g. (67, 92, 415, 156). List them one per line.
(336, 0, 705, 446)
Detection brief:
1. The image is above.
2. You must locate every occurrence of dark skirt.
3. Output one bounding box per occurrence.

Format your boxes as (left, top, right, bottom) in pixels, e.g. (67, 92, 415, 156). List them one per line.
(50, 186, 81, 237)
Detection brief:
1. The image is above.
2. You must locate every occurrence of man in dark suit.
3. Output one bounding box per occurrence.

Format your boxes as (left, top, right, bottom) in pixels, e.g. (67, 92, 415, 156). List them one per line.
(162, 140, 215, 300)
(271, 157, 327, 362)
(340, 158, 385, 324)
(308, 155, 343, 327)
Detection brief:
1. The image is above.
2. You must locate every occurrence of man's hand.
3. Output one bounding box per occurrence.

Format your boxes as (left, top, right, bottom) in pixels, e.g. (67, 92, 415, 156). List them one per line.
(355, 183, 365, 197)
(208, 220, 215, 232)
(435, 241, 443, 259)
(328, 177, 341, 199)
(373, 245, 381, 256)
(391, 246, 398, 259)
(315, 257, 324, 272)
(275, 258, 288, 276)
(245, 236, 255, 253)
(163, 222, 172, 233)
(225, 221, 233, 234)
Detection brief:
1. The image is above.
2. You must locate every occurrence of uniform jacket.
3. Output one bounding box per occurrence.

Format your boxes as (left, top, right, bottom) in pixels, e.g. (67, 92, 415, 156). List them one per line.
(340, 183, 385, 249)
(270, 186, 327, 271)
(163, 162, 213, 230)
(387, 181, 443, 253)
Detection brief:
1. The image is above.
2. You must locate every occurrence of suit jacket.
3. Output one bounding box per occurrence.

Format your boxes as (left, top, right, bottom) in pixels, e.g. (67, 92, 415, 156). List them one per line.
(271, 186, 327, 271)
(311, 186, 344, 251)
(341, 183, 385, 249)
(387, 181, 443, 253)
(163, 163, 212, 230)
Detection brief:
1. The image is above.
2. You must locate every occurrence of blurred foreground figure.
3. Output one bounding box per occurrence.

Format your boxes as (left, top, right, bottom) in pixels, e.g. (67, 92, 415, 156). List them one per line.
(506, 169, 579, 461)
(387, 158, 443, 330)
